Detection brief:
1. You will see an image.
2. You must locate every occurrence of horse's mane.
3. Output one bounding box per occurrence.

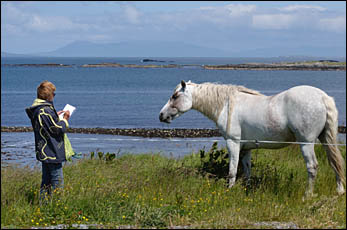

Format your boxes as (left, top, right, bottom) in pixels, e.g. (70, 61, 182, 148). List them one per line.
(188, 82, 263, 125)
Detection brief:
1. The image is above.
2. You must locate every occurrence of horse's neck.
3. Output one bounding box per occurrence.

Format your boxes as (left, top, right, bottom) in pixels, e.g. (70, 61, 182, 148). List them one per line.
(191, 83, 235, 123)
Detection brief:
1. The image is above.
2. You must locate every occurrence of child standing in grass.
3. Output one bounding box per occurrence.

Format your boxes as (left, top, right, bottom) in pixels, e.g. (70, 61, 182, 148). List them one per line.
(25, 80, 72, 201)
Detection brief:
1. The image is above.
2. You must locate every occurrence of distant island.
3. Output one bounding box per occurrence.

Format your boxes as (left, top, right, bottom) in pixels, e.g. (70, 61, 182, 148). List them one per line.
(203, 60, 346, 71)
(3, 60, 346, 71)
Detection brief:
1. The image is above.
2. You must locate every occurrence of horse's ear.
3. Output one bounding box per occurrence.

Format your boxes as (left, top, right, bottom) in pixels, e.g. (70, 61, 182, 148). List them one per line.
(181, 80, 186, 89)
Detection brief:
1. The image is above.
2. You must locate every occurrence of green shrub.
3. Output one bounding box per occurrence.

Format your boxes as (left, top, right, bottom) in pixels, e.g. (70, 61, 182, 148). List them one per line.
(198, 142, 229, 179)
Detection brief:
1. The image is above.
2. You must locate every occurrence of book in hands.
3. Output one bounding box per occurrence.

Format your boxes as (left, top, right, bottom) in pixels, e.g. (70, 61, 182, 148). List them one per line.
(59, 104, 76, 120)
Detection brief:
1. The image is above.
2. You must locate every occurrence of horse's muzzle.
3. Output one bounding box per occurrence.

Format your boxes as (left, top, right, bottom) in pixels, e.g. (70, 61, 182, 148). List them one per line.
(159, 112, 171, 123)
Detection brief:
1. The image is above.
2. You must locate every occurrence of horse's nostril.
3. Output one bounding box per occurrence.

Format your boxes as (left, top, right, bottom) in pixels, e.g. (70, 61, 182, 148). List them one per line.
(159, 112, 164, 121)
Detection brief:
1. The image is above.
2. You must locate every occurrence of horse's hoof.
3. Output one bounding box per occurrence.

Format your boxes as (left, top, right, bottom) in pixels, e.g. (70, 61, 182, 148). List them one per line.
(228, 182, 235, 189)
(337, 188, 345, 195)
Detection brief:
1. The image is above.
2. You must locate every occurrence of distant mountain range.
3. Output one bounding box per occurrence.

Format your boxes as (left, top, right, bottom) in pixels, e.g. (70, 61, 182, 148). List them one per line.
(1, 40, 346, 58)
(2, 41, 232, 58)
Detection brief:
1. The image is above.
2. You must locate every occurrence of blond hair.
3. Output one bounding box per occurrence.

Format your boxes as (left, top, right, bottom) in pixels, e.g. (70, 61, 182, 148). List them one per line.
(37, 80, 56, 100)
(188, 82, 263, 134)
(190, 82, 263, 120)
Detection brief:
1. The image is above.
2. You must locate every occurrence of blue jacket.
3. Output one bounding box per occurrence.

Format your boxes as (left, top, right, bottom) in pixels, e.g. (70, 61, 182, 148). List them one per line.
(26, 99, 69, 163)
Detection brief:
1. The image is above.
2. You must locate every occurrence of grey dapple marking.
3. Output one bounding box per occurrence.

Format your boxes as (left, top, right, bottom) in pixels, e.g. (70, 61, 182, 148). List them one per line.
(159, 80, 345, 196)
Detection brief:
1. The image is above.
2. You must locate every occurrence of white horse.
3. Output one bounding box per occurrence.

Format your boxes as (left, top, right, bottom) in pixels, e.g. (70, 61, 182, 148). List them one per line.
(159, 80, 345, 196)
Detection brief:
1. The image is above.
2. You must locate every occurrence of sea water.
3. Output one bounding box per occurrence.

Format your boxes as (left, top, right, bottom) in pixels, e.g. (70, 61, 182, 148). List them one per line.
(1, 57, 346, 167)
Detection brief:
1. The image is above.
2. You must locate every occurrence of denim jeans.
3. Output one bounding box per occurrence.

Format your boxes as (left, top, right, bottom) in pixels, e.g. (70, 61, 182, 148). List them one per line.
(40, 162, 64, 201)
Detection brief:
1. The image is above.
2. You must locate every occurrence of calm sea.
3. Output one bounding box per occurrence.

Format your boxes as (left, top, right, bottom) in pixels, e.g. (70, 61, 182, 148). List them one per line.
(1, 57, 346, 167)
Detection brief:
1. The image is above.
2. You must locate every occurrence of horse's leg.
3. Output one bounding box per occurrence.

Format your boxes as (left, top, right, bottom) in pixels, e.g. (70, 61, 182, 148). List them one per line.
(241, 150, 252, 181)
(300, 144, 318, 197)
(226, 139, 240, 188)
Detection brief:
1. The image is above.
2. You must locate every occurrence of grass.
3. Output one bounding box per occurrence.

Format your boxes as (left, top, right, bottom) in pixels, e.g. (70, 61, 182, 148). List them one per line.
(1, 144, 346, 229)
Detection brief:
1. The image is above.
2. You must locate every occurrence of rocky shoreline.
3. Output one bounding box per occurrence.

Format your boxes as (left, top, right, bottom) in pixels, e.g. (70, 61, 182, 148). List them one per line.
(3, 61, 346, 71)
(1, 126, 222, 138)
(1, 126, 345, 137)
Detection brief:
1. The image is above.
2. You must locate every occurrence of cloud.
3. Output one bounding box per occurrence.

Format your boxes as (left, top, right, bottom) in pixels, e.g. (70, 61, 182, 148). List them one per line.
(251, 4, 345, 32)
(120, 4, 142, 24)
(278, 4, 326, 12)
(225, 4, 257, 17)
(2, 2, 346, 54)
(29, 15, 49, 31)
(199, 3, 256, 17)
(3, 2, 344, 36)
(1, 2, 31, 25)
(158, 3, 257, 30)
(27, 15, 91, 32)
(2, 2, 95, 35)
(252, 14, 296, 30)
(319, 16, 346, 32)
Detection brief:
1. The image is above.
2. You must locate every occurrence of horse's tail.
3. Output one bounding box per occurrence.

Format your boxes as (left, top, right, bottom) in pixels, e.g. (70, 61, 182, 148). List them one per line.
(319, 94, 346, 190)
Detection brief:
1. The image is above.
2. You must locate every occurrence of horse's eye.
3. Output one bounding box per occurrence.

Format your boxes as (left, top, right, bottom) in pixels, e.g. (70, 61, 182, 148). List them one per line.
(172, 93, 178, 100)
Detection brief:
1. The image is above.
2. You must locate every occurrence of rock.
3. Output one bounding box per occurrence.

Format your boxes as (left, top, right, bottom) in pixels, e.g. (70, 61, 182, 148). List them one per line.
(254, 221, 299, 229)
(141, 59, 166, 63)
(1, 126, 222, 138)
(30, 224, 101, 229)
(2, 125, 345, 137)
(81, 63, 122, 67)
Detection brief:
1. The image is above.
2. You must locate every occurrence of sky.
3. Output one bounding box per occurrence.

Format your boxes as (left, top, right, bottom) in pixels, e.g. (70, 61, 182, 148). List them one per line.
(1, 1, 346, 55)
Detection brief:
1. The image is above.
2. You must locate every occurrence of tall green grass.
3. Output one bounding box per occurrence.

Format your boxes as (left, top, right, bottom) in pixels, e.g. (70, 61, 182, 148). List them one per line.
(1, 144, 346, 228)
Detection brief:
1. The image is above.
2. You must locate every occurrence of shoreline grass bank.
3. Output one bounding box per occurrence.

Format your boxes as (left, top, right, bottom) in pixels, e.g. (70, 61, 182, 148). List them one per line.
(1, 144, 346, 229)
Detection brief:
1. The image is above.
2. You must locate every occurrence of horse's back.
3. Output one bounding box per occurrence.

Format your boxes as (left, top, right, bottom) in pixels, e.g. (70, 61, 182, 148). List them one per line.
(284, 85, 328, 141)
(235, 89, 293, 148)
